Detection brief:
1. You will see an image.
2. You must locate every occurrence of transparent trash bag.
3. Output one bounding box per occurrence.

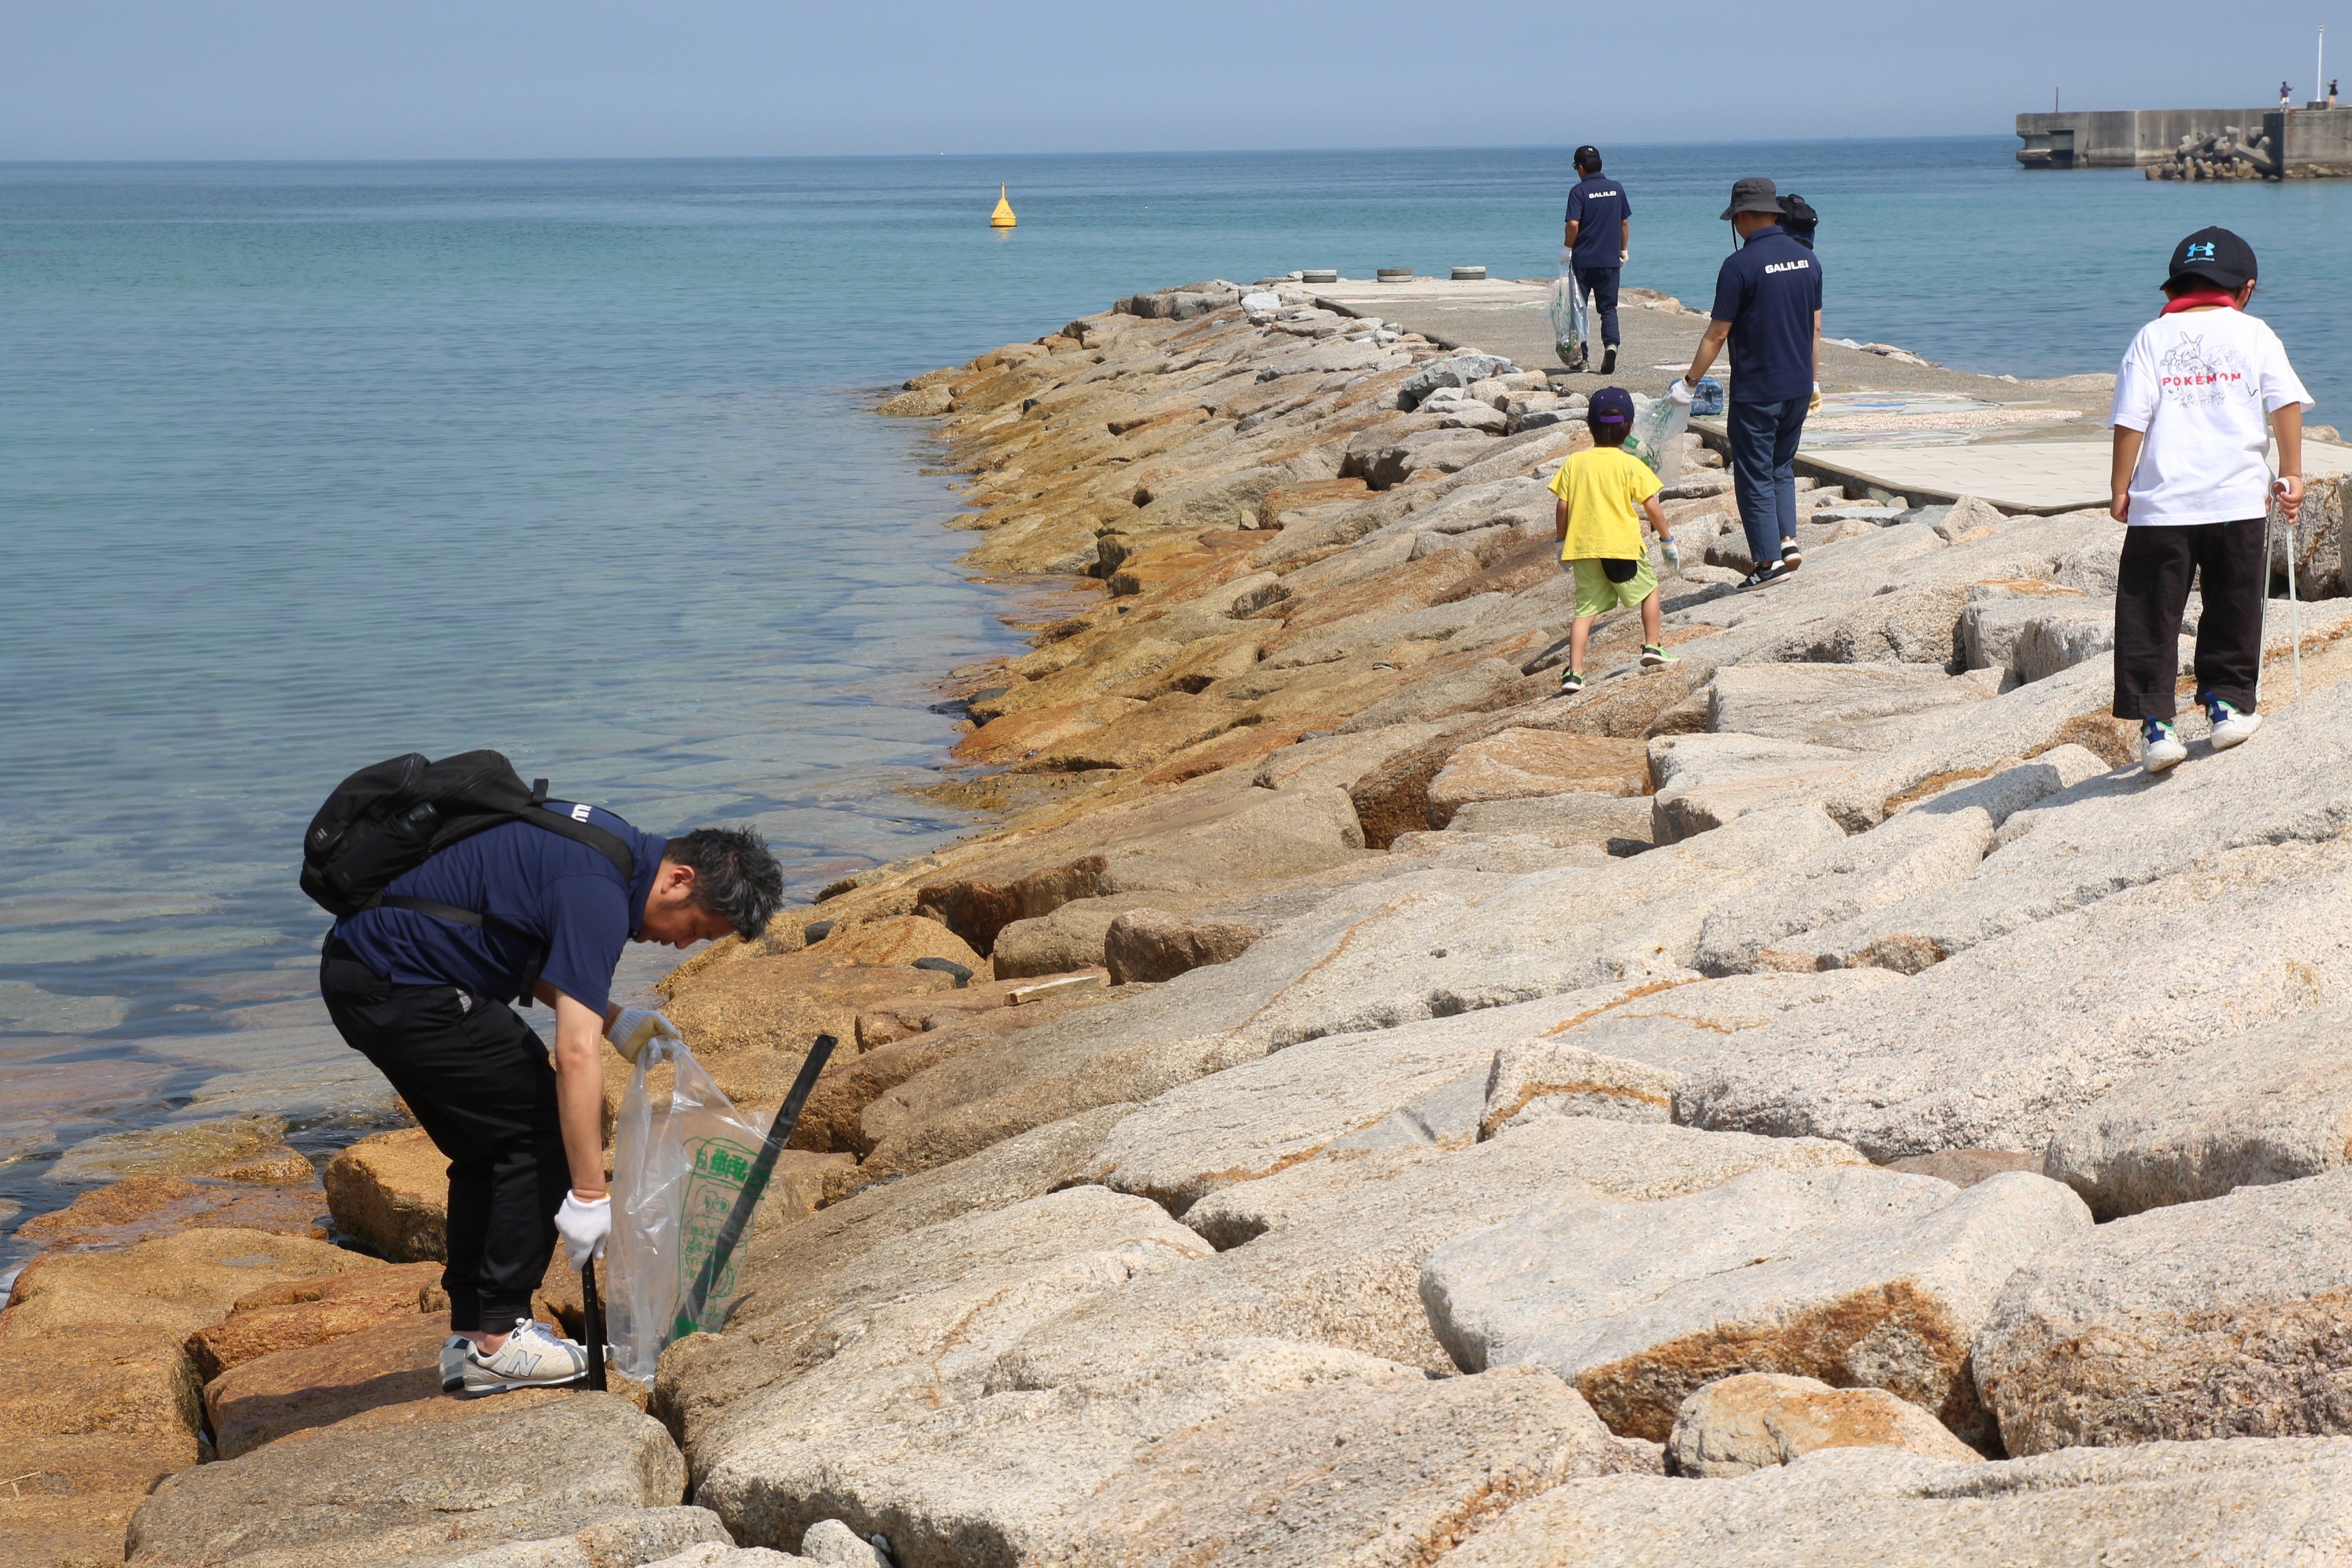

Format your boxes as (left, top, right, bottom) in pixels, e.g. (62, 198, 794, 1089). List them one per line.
(1548, 267, 1590, 367)
(607, 1043, 766, 1380)
(1623, 395, 1692, 485)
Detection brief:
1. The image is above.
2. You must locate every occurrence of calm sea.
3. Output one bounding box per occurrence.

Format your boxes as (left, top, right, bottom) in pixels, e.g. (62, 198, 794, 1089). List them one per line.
(3, 138, 2345, 1262)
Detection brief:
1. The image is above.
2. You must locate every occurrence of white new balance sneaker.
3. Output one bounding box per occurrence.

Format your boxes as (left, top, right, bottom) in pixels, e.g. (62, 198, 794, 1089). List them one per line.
(2142, 718, 2187, 773)
(440, 1333, 472, 1393)
(461, 1319, 589, 1395)
(2206, 696, 2261, 751)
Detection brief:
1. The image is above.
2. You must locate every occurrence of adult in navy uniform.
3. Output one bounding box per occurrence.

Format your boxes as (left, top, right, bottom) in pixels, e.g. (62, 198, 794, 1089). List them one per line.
(1561, 146, 1632, 374)
(1675, 176, 1824, 590)
(320, 810, 782, 1393)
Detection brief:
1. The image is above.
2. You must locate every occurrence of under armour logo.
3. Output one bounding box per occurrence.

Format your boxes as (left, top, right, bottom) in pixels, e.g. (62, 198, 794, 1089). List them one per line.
(2186, 242, 2217, 260)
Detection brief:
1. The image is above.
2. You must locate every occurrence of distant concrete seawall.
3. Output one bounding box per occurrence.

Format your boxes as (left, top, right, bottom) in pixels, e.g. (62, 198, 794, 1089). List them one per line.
(2018, 106, 2352, 178)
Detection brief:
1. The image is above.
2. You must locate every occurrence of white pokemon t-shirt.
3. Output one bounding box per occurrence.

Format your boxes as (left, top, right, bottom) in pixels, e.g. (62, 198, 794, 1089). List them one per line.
(2111, 307, 2310, 525)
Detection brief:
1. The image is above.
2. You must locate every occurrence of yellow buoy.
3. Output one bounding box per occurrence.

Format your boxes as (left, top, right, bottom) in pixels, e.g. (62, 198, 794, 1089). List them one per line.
(990, 184, 1017, 229)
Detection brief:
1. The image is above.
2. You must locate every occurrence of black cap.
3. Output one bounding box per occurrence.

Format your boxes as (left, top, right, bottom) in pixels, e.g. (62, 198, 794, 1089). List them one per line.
(2168, 226, 2257, 289)
(1574, 145, 1601, 172)
(1588, 386, 1635, 423)
(1720, 176, 1780, 220)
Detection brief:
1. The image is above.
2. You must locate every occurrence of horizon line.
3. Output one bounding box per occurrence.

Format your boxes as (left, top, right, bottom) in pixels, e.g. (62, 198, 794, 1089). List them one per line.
(0, 133, 2022, 167)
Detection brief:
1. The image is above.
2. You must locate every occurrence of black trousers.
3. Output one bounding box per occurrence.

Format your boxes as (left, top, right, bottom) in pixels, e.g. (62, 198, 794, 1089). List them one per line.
(321, 939, 565, 1330)
(2111, 517, 2267, 721)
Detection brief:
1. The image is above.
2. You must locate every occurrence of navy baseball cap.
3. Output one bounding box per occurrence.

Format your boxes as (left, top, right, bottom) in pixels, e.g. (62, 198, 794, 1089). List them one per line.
(2169, 227, 2257, 289)
(1588, 387, 1635, 423)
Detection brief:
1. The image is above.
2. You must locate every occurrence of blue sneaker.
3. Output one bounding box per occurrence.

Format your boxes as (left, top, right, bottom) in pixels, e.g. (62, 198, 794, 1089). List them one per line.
(2204, 695, 2261, 751)
(2143, 719, 2187, 772)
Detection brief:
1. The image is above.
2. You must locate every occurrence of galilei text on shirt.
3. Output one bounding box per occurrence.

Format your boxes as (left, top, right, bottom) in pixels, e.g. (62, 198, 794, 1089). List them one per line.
(1762, 259, 1812, 276)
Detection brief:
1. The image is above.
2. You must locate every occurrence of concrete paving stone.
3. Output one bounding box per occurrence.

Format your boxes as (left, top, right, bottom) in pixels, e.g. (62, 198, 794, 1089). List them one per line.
(1678, 840, 2352, 1158)
(2044, 1004, 2352, 1220)
(1976, 1169, 2352, 1455)
(1423, 1166, 2090, 1446)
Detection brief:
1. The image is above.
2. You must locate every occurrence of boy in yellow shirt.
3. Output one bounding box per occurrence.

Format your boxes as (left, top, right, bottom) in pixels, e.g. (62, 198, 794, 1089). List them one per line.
(1546, 386, 1679, 695)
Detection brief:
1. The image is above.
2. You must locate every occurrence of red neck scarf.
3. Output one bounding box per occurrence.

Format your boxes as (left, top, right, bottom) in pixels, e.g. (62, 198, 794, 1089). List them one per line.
(2162, 289, 2242, 314)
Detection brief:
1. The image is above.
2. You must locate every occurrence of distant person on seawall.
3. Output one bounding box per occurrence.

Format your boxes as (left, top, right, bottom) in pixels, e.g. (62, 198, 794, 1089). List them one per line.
(316, 782, 783, 1394)
(1674, 176, 1823, 592)
(1561, 145, 1631, 375)
(2330, 78, 2340, 108)
(2281, 80, 2294, 107)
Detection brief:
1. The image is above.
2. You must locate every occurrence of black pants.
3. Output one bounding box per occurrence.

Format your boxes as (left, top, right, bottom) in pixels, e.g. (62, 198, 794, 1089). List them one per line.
(2112, 517, 2267, 721)
(321, 940, 565, 1330)
(1574, 264, 1622, 347)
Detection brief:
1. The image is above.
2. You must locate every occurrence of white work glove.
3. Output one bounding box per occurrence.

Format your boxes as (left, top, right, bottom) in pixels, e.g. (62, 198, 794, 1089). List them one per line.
(1662, 540, 1681, 570)
(606, 1008, 681, 1065)
(556, 1191, 610, 1266)
(1558, 244, 1572, 266)
(1808, 380, 1823, 416)
(1667, 378, 1695, 408)
(1619, 248, 1630, 265)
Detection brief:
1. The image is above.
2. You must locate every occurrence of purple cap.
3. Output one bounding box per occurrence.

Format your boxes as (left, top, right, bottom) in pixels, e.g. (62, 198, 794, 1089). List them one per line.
(1588, 386, 1635, 423)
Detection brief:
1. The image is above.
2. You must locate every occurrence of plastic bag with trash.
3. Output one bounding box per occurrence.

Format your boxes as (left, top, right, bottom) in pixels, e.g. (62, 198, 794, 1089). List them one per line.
(1548, 267, 1590, 369)
(1622, 393, 1693, 485)
(606, 1042, 766, 1379)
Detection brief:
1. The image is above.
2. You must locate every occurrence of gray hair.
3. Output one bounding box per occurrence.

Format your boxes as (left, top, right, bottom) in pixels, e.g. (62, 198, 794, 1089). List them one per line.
(668, 826, 785, 939)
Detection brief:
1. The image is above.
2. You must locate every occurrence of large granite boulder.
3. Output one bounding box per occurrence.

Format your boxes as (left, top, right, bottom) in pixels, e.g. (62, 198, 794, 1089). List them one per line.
(1422, 1166, 2090, 1446)
(1665, 1373, 1981, 1478)
(2042, 1004, 2352, 1219)
(127, 1393, 690, 1568)
(1432, 1439, 2352, 1567)
(1974, 1169, 2352, 1455)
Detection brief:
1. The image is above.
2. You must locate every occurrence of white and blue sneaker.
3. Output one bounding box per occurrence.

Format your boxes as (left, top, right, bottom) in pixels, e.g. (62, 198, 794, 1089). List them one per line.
(2206, 695, 2261, 751)
(461, 1319, 590, 1395)
(2142, 718, 2187, 773)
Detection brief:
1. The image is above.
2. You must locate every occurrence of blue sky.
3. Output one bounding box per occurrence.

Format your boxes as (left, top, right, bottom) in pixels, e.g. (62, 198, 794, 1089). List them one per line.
(3, 1, 2341, 160)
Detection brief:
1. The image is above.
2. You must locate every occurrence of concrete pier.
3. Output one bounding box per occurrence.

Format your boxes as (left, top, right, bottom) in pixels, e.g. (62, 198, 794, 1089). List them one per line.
(2019, 106, 2352, 176)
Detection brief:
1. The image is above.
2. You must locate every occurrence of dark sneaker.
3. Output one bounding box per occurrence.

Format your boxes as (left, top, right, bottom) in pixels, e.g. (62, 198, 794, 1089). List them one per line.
(1600, 346, 1618, 374)
(1737, 561, 1791, 591)
(1557, 670, 1586, 696)
(1639, 644, 1678, 669)
(1781, 540, 1803, 571)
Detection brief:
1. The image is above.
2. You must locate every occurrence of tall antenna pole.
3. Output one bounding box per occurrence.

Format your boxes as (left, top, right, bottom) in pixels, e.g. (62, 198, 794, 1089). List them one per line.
(2320, 25, 2326, 104)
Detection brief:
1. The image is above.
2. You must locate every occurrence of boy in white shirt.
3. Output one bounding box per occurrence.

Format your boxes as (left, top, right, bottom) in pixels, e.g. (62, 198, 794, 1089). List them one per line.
(2110, 226, 2309, 771)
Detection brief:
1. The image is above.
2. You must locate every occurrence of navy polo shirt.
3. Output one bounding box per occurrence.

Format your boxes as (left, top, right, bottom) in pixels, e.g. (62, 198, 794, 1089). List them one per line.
(1709, 223, 1823, 406)
(1565, 174, 1631, 270)
(334, 804, 666, 1015)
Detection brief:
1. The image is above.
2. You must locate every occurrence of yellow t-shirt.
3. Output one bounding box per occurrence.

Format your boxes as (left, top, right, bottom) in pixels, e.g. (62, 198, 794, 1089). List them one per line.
(1548, 444, 1662, 562)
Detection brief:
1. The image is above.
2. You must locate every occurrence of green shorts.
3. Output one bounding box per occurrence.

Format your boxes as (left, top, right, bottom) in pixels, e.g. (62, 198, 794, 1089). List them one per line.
(1565, 555, 1658, 617)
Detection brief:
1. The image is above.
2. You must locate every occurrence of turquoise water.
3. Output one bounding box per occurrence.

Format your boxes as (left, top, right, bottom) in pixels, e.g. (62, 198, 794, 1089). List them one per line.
(3, 140, 2345, 1256)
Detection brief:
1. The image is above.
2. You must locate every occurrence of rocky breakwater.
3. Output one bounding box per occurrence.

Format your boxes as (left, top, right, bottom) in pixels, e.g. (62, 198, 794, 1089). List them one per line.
(612, 282, 2352, 1564)
(40, 280, 2352, 1568)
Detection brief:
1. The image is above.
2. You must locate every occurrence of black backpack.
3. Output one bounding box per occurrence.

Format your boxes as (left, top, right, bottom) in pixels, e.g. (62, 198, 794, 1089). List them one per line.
(301, 750, 635, 1000)
(1778, 193, 1820, 249)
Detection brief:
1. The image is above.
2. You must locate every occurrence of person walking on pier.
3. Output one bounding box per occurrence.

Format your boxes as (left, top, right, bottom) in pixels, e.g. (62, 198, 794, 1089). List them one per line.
(2109, 227, 2309, 772)
(1675, 176, 1823, 591)
(1562, 146, 1631, 375)
(2281, 80, 2294, 107)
